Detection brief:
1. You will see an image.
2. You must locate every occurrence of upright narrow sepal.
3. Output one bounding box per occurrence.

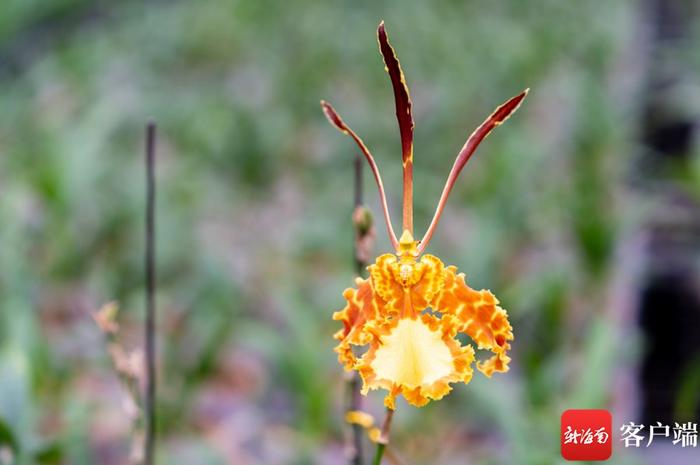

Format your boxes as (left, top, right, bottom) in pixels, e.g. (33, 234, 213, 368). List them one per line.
(418, 89, 529, 253)
(378, 21, 414, 234)
(321, 100, 400, 250)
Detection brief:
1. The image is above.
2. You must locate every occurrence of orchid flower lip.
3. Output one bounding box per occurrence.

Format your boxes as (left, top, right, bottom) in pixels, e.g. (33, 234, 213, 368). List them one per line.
(334, 252, 513, 408)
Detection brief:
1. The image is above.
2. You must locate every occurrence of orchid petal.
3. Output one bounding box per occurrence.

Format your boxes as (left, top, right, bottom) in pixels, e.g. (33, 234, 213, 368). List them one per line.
(418, 89, 528, 253)
(378, 21, 415, 234)
(321, 100, 399, 250)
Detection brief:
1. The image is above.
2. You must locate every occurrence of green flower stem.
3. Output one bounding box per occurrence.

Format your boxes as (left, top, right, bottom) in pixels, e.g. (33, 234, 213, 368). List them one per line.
(372, 444, 386, 465)
(372, 408, 394, 465)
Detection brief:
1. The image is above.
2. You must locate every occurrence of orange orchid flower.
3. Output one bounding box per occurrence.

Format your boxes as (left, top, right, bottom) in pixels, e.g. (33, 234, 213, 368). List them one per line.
(322, 21, 527, 409)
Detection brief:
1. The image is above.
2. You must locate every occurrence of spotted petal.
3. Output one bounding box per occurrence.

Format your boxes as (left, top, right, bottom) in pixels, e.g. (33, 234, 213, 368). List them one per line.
(333, 277, 382, 369)
(432, 266, 514, 376)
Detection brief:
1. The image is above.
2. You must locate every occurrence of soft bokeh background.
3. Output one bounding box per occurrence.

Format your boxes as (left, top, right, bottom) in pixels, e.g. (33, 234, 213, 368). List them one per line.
(1, 1, 699, 464)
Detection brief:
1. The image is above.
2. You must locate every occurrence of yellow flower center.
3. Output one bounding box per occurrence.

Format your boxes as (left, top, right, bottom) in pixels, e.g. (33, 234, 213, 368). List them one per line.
(370, 318, 453, 387)
(398, 230, 419, 257)
(399, 263, 413, 281)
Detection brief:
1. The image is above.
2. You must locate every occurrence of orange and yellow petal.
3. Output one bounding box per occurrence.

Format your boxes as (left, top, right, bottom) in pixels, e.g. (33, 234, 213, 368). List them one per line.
(477, 350, 512, 377)
(333, 254, 512, 408)
(357, 314, 474, 409)
(409, 254, 445, 308)
(432, 266, 514, 375)
(333, 278, 382, 341)
(369, 254, 404, 309)
(332, 261, 403, 370)
(334, 338, 356, 371)
(333, 277, 385, 369)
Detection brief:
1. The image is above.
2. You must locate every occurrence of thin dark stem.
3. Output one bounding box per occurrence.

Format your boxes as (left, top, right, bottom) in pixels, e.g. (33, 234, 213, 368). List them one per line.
(348, 374, 364, 465)
(379, 407, 394, 443)
(348, 150, 365, 465)
(354, 152, 362, 215)
(144, 121, 157, 465)
(353, 152, 364, 275)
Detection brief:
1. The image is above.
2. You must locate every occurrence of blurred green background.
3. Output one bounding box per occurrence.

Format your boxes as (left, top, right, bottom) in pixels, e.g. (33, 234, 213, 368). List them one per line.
(1, 1, 700, 464)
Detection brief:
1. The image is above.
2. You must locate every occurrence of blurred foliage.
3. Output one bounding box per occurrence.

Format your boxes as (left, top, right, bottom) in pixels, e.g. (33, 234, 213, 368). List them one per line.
(1, 1, 696, 464)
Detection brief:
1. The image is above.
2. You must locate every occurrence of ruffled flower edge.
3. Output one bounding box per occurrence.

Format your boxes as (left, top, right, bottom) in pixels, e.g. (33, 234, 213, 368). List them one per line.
(332, 259, 514, 409)
(356, 313, 475, 409)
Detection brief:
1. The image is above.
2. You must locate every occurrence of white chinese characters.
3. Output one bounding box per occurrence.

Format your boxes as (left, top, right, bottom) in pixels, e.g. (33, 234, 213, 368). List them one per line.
(564, 426, 610, 445)
(619, 421, 698, 448)
(673, 422, 698, 448)
(619, 422, 645, 448)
